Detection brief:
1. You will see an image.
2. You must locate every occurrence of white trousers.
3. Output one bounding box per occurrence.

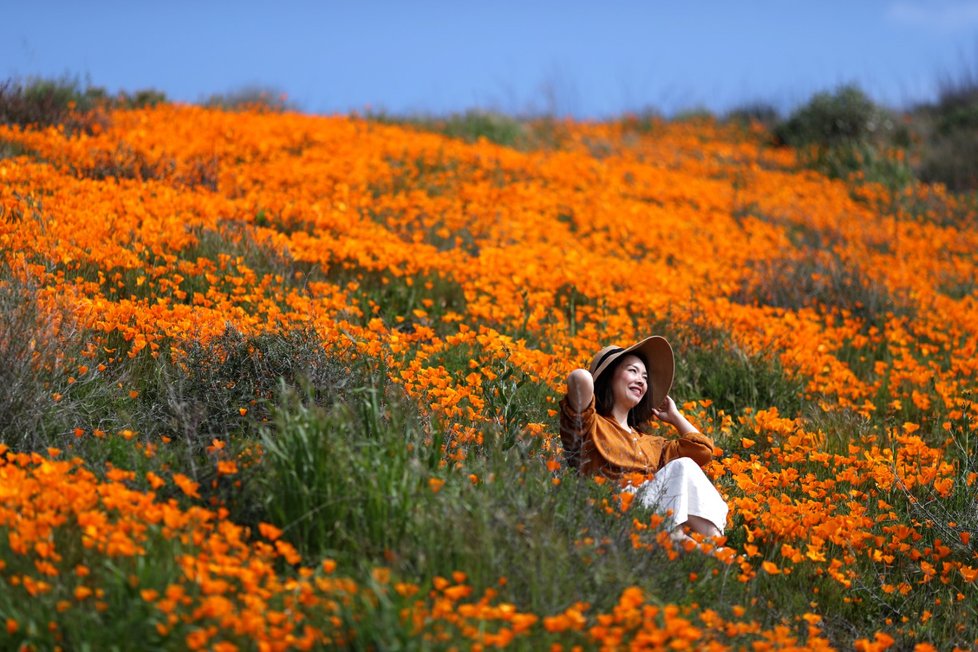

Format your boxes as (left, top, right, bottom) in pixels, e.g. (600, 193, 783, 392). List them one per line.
(627, 457, 728, 533)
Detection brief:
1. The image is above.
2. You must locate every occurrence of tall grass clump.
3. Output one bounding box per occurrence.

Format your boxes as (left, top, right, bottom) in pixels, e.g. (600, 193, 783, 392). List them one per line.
(253, 379, 441, 561)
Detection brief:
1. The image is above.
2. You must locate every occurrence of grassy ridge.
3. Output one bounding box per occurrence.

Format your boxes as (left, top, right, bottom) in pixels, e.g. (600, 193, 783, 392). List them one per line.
(0, 94, 976, 650)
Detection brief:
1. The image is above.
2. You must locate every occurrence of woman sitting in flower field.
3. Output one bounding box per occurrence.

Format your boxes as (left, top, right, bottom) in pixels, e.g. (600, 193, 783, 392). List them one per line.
(560, 336, 728, 547)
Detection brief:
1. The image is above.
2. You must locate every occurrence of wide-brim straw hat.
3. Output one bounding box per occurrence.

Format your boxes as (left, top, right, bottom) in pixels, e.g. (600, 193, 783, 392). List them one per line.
(589, 336, 674, 409)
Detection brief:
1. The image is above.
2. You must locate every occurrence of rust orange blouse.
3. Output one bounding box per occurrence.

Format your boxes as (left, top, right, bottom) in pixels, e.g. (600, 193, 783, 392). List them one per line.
(559, 396, 714, 478)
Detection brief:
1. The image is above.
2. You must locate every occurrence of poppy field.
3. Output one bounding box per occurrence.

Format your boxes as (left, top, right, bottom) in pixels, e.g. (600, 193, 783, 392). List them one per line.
(0, 101, 977, 650)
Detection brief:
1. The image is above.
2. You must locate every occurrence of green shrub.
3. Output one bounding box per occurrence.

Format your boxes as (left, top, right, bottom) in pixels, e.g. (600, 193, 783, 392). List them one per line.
(776, 85, 889, 149)
(774, 85, 911, 187)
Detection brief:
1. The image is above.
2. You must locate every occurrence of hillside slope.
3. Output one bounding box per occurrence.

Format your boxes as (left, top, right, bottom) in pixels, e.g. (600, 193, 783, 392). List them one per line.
(0, 105, 976, 649)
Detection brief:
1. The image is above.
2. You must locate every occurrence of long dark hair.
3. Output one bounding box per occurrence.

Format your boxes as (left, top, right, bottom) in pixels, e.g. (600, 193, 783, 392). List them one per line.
(593, 352, 654, 429)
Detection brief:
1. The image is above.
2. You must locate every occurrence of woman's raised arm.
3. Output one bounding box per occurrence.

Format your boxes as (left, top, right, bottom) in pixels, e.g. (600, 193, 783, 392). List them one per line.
(566, 368, 594, 413)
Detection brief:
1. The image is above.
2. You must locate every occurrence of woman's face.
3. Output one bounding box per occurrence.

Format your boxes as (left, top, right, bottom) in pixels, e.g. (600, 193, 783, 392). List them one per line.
(610, 354, 648, 412)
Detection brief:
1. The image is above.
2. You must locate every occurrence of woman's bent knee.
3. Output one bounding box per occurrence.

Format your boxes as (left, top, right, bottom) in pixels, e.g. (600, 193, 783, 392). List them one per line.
(662, 456, 702, 476)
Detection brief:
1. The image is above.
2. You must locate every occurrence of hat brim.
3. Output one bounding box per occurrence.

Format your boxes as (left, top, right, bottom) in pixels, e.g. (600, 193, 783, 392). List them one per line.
(591, 336, 674, 409)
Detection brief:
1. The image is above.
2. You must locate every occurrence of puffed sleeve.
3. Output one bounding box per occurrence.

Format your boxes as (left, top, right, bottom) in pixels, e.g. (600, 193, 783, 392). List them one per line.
(559, 394, 594, 469)
(659, 431, 715, 468)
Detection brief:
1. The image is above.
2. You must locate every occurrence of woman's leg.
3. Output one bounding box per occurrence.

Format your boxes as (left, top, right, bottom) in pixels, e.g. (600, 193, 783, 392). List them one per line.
(684, 514, 722, 539)
(636, 457, 728, 545)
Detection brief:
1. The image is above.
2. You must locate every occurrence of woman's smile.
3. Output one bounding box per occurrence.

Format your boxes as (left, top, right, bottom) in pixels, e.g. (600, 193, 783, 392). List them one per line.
(611, 354, 649, 411)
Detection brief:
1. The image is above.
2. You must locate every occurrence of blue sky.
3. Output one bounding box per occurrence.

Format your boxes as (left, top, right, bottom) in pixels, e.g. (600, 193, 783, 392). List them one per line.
(5, 1, 978, 118)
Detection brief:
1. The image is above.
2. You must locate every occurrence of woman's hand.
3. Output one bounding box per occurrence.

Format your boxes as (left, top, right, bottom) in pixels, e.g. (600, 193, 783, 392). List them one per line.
(651, 396, 697, 435)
